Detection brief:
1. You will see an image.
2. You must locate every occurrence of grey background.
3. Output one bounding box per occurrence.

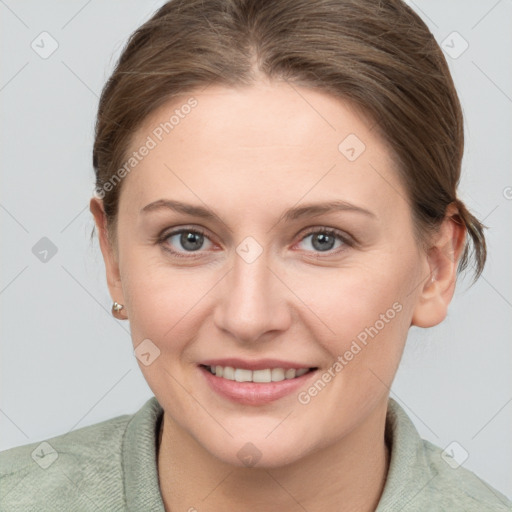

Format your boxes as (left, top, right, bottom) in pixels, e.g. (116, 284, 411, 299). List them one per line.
(1, 0, 511, 500)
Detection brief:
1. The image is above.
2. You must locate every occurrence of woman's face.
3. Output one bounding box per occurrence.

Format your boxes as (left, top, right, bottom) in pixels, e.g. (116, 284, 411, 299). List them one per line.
(95, 82, 438, 467)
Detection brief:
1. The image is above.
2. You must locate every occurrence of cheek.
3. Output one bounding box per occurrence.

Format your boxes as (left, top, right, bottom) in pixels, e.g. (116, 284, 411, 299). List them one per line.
(122, 263, 207, 404)
(287, 259, 410, 344)
(284, 259, 416, 408)
(121, 248, 215, 353)
(290, 270, 411, 427)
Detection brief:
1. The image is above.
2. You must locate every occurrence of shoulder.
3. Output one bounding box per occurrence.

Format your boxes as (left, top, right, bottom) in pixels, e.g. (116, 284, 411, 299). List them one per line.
(379, 399, 512, 512)
(420, 438, 512, 511)
(0, 411, 132, 511)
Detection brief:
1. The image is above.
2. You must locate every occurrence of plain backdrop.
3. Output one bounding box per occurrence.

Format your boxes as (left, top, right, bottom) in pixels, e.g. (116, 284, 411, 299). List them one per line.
(1, 0, 511, 501)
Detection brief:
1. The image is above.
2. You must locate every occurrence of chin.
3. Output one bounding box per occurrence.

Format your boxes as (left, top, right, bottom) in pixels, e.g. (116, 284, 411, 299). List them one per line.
(199, 431, 313, 469)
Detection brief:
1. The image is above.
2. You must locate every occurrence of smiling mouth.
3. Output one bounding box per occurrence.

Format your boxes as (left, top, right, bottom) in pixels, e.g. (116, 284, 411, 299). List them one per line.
(200, 364, 317, 383)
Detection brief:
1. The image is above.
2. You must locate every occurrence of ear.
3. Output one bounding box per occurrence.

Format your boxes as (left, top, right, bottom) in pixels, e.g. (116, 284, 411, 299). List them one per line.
(90, 198, 127, 316)
(411, 203, 467, 328)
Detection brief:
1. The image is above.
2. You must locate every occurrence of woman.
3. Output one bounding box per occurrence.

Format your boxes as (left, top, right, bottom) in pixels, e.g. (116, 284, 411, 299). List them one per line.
(1, 0, 510, 510)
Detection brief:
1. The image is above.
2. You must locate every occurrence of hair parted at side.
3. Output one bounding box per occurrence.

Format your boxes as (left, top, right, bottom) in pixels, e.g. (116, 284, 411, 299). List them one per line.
(92, 0, 486, 280)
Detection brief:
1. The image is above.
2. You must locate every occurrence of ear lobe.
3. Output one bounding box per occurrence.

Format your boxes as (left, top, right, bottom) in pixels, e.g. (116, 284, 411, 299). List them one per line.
(411, 204, 466, 328)
(89, 198, 125, 305)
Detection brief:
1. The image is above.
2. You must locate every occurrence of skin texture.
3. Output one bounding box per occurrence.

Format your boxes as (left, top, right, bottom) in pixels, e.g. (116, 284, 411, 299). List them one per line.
(91, 80, 465, 511)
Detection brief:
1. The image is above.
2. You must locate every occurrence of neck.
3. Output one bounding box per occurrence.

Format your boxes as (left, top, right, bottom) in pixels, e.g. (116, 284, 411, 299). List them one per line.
(157, 401, 390, 512)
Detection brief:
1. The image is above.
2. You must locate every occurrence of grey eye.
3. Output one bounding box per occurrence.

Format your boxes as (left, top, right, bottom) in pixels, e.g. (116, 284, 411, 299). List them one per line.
(166, 230, 212, 252)
(298, 231, 345, 253)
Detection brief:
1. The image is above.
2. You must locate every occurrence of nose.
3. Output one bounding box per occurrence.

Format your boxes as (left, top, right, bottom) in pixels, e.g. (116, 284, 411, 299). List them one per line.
(213, 246, 292, 344)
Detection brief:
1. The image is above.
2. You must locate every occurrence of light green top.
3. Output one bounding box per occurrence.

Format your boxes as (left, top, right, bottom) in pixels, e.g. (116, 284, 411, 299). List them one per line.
(1, 396, 510, 511)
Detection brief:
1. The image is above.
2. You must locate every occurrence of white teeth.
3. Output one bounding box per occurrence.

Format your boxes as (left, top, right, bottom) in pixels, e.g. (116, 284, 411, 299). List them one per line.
(234, 368, 252, 382)
(207, 365, 312, 382)
(252, 369, 272, 383)
(222, 366, 235, 380)
(271, 368, 285, 381)
(285, 368, 296, 379)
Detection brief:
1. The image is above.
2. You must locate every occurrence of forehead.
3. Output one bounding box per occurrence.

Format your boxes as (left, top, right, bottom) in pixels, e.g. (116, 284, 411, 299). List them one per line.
(119, 82, 407, 222)
(133, 81, 380, 156)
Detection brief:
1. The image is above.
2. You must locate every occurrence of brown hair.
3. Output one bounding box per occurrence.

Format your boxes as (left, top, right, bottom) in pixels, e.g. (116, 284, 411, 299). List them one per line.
(92, 0, 486, 280)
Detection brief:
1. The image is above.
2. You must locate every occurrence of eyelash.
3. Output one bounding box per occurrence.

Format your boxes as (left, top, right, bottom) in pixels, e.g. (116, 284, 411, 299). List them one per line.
(156, 225, 352, 260)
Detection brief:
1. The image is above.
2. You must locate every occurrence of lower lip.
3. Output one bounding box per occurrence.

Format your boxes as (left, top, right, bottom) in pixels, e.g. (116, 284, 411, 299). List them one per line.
(199, 365, 317, 405)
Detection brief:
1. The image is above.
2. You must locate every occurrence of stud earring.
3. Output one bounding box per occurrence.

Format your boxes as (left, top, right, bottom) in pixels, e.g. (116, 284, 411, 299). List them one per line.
(112, 301, 127, 320)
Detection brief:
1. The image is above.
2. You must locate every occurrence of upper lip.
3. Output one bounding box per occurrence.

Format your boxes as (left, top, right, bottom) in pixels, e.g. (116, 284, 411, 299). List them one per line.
(199, 358, 317, 371)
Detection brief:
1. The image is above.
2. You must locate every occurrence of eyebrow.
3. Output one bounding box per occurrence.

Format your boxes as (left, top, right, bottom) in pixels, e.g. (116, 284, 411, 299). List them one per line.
(140, 198, 376, 223)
